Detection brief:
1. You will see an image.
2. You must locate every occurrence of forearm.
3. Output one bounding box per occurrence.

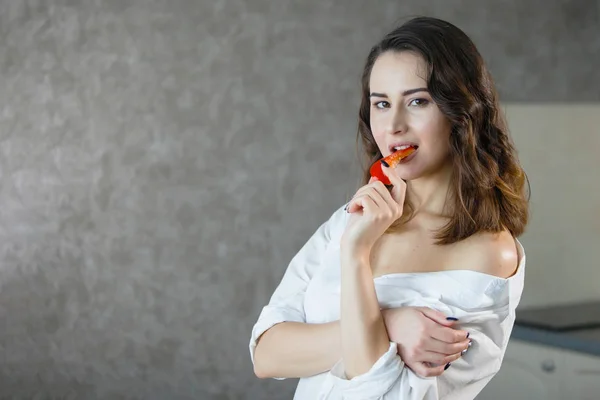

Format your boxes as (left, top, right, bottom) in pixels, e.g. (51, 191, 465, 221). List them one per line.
(340, 252, 390, 379)
(253, 321, 341, 379)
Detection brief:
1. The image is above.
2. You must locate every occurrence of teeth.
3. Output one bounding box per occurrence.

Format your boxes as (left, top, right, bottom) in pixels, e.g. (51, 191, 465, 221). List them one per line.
(394, 145, 412, 151)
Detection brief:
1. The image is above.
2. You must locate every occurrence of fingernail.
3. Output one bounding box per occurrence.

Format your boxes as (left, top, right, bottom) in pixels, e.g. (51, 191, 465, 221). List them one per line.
(461, 348, 468, 355)
(466, 332, 470, 339)
(444, 363, 451, 370)
(446, 317, 459, 321)
(468, 340, 472, 347)
(381, 160, 389, 167)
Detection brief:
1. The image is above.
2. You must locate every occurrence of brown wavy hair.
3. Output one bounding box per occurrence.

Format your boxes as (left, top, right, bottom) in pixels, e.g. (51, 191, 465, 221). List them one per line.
(357, 17, 529, 245)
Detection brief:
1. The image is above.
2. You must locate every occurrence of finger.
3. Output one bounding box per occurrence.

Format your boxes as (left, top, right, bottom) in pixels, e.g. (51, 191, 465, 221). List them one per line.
(369, 180, 402, 216)
(419, 350, 463, 366)
(410, 362, 447, 378)
(380, 162, 407, 202)
(427, 337, 471, 356)
(348, 177, 401, 216)
(347, 192, 379, 214)
(367, 192, 389, 213)
(429, 324, 470, 343)
(358, 180, 401, 219)
(353, 179, 388, 200)
(419, 308, 459, 327)
(461, 340, 473, 355)
(351, 178, 400, 216)
(348, 184, 390, 214)
(346, 180, 377, 213)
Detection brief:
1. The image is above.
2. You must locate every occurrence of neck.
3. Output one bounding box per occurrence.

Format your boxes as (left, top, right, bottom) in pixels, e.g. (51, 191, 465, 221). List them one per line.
(405, 165, 453, 217)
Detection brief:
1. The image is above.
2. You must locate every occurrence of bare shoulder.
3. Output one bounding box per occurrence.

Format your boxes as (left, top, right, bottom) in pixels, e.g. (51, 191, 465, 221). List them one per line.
(453, 230, 520, 278)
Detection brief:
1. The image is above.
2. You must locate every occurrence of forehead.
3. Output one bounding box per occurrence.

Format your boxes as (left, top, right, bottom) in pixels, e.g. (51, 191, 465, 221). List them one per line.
(369, 51, 428, 91)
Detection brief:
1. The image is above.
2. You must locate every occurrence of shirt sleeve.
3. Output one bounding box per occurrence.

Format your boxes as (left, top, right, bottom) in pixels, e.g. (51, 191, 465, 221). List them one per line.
(248, 204, 348, 377)
(316, 299, 518, 399)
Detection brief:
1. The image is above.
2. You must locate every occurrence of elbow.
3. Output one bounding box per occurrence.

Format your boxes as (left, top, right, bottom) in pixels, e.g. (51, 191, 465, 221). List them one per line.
(252, 324, 292, 379)
(253, 361, 271, 379)
(253, 357, 281, 379)
(252, 345, 276, 379)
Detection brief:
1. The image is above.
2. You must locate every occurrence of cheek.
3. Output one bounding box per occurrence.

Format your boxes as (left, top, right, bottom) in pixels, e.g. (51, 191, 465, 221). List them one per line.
(369, 113, 387, 147)
(420, 117, 451, 149)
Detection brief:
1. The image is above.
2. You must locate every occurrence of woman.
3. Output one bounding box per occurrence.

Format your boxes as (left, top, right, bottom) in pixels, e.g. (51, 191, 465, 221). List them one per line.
(250, 16, 529, 399)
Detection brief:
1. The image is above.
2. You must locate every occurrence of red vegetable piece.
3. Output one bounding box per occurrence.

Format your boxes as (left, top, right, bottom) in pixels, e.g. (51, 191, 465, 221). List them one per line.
(369, 147, 416, 185)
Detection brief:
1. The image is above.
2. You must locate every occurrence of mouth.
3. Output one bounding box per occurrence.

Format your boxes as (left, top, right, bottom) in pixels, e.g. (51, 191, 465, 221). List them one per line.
(388, 144, 418, 155)
(379, 145, 418, 170)
(397, 147, 418, 163)
(370, 145, 417, 183)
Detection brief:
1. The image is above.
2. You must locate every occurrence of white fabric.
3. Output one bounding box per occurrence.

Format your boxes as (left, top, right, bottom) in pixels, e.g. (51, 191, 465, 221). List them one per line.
(249, 204, 526, 399)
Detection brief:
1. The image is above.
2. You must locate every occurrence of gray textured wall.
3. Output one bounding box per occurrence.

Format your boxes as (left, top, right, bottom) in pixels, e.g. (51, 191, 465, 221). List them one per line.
(0, 0, 597, 399)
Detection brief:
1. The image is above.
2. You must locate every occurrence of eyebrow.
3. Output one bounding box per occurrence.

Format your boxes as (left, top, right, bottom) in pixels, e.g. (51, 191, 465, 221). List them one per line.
(370, 87, 429, 98)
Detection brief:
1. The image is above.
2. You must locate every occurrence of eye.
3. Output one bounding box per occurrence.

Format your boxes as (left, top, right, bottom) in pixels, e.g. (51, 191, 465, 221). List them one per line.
(409, 98, 429, 107)
(373, 101, 390, 109)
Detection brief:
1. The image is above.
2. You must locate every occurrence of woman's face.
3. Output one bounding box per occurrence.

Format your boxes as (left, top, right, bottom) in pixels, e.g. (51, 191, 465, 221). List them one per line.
(369, 51, 452, 181)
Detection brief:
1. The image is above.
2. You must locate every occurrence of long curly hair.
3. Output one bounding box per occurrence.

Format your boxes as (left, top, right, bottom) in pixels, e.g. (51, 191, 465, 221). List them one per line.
(357, 17, 529, 244)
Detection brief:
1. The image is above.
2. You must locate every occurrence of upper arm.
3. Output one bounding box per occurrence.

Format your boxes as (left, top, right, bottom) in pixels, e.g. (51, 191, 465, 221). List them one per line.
(250, 204, 348, 361)
(265, 204, 347, 306)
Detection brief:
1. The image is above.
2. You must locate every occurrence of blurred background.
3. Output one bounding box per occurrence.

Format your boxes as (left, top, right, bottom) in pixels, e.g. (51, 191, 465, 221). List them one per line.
(0, 0, 598, 399)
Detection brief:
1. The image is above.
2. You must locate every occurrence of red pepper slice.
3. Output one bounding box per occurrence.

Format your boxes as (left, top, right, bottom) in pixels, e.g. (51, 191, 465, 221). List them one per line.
(369, 147, 416, 185)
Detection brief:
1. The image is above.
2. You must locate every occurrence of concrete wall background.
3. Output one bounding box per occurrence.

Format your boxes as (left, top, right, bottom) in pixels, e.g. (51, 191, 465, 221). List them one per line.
(0, 0, 597, 398)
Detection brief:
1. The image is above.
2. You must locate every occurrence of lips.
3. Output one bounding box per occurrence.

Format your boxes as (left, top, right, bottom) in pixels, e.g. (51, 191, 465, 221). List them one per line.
(370, 146, 417, 185)
(388, 142, 419, 154)
(396, 147, 417, 163)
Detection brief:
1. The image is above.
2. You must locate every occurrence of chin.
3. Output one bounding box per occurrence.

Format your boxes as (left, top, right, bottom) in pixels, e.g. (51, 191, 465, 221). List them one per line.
(397, 156, 451, 181)
(395, 166, 424, 181)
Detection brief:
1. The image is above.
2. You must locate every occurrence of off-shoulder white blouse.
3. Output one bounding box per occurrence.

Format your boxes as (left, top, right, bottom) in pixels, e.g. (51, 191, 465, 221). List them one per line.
(250, 204, 526, 399)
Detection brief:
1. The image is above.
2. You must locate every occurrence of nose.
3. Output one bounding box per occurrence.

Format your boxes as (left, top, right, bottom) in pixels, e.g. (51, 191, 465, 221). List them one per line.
(384, 107, 408, 136)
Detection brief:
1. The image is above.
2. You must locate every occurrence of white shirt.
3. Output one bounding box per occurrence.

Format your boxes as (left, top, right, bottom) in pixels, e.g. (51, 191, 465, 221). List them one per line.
(249, 204, 526, 399)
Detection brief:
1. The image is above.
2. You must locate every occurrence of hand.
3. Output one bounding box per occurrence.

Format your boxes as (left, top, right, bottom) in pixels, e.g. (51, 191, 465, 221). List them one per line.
(382, 307, 472, 378)
(341, 164, 406, 256)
